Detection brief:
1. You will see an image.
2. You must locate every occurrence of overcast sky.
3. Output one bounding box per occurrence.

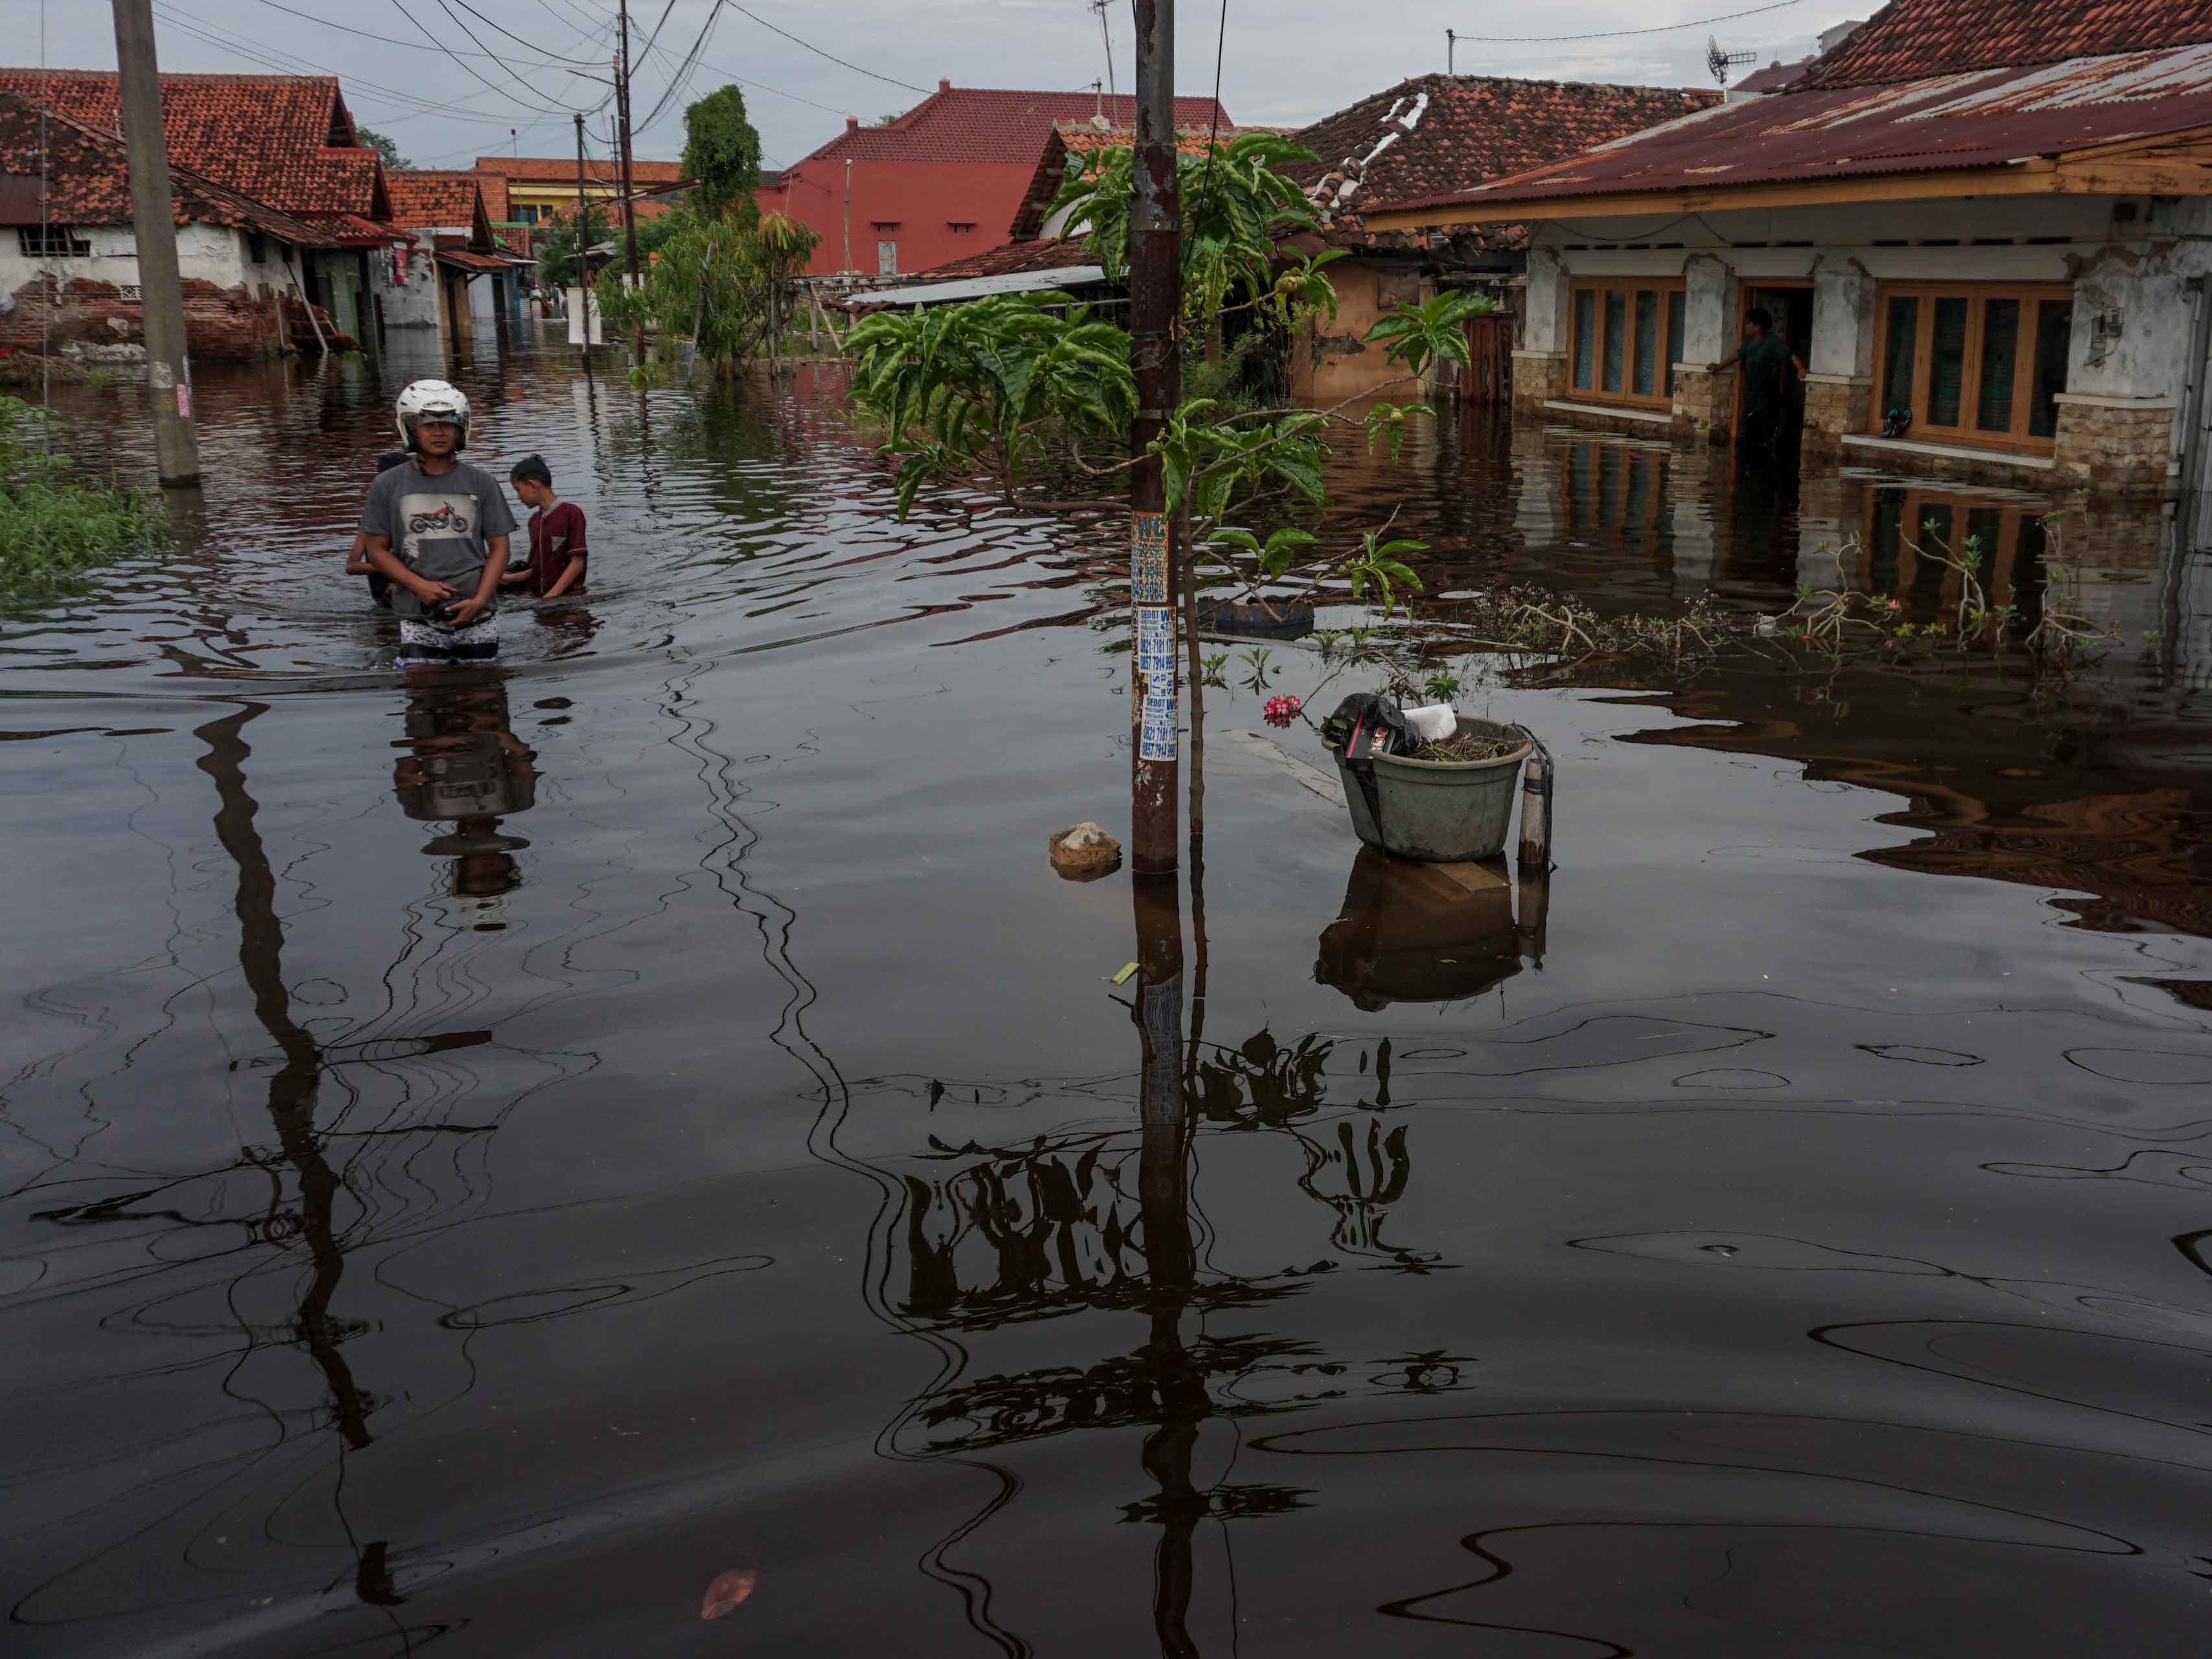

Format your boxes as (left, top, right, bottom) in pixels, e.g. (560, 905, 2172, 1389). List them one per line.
(5, 0, 1869, 175)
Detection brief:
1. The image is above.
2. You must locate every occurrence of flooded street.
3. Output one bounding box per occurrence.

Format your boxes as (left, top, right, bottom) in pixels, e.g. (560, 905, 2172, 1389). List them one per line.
(8, 327, 2212, 1656)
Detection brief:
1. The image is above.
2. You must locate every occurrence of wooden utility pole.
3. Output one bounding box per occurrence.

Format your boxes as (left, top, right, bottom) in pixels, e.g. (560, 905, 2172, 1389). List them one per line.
(110, 0, 199, 485)
(572, 113, 594, 355)
(1127, 0, 1181, 874)
(612, 4, 645, 360)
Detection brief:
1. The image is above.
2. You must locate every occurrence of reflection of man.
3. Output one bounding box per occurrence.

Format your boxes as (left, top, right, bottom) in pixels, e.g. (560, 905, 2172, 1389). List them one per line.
(391, 673, 537, 898)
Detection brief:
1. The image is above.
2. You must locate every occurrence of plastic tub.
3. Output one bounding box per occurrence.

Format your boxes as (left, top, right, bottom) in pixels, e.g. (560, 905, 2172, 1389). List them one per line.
(1329, 716, 1531, 863)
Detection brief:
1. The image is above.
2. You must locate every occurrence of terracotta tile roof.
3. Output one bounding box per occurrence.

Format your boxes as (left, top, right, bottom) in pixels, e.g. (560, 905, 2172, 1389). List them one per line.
(796, 83, 1232, 167)
(435, 248, 510, 273)
(472, 170, 510, 220)
(1006, 122, 1279, 238)
(0, 68, 385, 218)
(473, 154, 686, 185)
(1372, 41, 2212, 217)
(0, 91, 336, 245)
(386, 170, 485, 229)
(1285, 75, 1717, 238)
(1802, 0, 2212, 90)
(911, 237, 1100, 281)
(1732, 60, 1811, 95)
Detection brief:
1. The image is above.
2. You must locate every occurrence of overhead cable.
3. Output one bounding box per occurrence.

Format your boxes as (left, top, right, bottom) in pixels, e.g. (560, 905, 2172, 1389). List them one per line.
(240, 0, 601, 68)
(1448, 0, 1816, 42)
(727, 3, 929, 94)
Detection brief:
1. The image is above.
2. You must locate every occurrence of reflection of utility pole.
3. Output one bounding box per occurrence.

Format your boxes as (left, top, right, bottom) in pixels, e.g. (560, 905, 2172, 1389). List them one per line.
(1132, 872, 1199, 1656)
(1128, 0, 1182, 874)
(110, 0, 199, 485)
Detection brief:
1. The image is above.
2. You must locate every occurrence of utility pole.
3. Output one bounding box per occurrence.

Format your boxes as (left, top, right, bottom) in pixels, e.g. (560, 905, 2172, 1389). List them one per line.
(1128, 0, 1180, 874)
(573, 113, 594, 356)
(612, 4, 645, 360)
(110, 0, 199, 485)
(1447, 28, 1456, 74)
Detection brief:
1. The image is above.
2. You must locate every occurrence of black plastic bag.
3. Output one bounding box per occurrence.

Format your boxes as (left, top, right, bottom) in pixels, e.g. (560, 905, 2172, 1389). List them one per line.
(1320, 693, 1415, 760)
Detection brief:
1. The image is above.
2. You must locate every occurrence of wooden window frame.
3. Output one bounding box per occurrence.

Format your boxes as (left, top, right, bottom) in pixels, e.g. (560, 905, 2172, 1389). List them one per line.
(1567, 277, 1685, 411)
(1868, 281, 2072, 456)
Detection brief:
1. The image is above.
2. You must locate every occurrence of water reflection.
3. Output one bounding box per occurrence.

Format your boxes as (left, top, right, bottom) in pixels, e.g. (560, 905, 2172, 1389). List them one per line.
(1315, 849, 1548, 1010)
(390, 671, 537, 901)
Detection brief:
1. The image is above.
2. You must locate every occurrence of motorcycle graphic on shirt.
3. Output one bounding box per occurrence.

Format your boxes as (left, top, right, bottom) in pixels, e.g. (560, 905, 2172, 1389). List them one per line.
(396, 494, 477, 566)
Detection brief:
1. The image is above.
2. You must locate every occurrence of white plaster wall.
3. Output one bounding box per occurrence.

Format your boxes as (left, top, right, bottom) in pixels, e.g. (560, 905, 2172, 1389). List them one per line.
(2067, 241, 2212, 403)
(0, 220, 261, 297)
(376, 231, 442, 329)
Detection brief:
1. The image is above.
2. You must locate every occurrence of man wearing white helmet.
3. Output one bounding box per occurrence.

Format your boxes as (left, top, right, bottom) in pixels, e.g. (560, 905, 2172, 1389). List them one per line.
(357, 379, 518, 667)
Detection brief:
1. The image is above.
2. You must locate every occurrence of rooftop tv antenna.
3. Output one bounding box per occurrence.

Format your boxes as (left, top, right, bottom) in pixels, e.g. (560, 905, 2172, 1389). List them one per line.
(1708, 34, 1758, 85)
(1089, 0, 1117, 106)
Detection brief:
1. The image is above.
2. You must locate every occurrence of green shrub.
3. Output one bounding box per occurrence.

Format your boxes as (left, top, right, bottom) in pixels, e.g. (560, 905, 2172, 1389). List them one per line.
(0, 395, 165, 597)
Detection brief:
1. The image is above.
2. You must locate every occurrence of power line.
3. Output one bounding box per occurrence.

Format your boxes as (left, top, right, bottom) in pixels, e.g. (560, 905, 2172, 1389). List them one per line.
(238, 0, 598, 67)
(1448, 0, 1817, 43)
(637, 0, 725, 130)
(727, 3, 929, 94)
(385, 0, 588, 116)
(152, 2, 610, 126)
(421, 0, 591, 115)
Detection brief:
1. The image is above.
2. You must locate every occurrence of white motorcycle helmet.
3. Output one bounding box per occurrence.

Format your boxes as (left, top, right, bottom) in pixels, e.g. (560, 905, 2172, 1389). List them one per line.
(395, 378, 471, 452)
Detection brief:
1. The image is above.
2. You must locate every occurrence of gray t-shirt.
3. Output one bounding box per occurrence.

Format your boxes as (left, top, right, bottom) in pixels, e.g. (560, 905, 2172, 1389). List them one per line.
(358, 458, 519, 620)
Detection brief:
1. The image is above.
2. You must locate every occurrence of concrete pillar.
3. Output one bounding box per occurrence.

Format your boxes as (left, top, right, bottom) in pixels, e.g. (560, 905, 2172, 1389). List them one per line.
(1512, 246, 1570, 415)
(1673, 254, 1739, 445)
(1804, 255, 1875, 461)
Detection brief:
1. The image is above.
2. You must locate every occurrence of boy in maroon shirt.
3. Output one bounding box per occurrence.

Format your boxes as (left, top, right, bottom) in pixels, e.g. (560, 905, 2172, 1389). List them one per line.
(503, 455, 588, 597)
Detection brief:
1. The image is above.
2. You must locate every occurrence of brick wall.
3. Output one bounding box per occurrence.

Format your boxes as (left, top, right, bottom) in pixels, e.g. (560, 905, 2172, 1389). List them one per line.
(1509, 350, 1566, 413)
(1670, 365, 1731, 444)
(1802, 375, 1871, 459)
(2051, 397, 2176, 498)
(1, 275, 292, 362)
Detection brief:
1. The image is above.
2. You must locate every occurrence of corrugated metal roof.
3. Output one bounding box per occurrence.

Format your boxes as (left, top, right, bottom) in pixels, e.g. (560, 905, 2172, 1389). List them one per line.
(844, 264, 1108, 308)
(1373, 41, 2212, 218)
(1802, 0, 2212, 91)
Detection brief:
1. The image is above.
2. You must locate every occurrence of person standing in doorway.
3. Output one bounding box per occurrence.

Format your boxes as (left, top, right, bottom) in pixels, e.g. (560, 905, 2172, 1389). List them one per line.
(1710, 307, 1806, 465)
(358, 380, 517, 667)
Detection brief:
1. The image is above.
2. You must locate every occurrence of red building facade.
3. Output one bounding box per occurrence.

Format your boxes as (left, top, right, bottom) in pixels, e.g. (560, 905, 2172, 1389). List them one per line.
(758, 80, 1230, 279)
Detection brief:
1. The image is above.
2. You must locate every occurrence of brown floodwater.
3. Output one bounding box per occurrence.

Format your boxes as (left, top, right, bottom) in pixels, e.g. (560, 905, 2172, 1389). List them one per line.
(6, 327, 2212, 1656)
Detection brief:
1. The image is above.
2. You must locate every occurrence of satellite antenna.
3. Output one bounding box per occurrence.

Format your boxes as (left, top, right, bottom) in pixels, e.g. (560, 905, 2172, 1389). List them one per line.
(1708, 34, 1758, 86)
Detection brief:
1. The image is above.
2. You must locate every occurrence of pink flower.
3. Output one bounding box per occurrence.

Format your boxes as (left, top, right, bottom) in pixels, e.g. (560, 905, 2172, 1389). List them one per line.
(1263, 694, 1302, 728)
(1887, 599, 1902, 610)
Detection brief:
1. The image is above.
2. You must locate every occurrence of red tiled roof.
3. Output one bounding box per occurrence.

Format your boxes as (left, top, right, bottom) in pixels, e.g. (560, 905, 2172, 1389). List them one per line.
(1372, 42, 2212, 217)
(472, 170, 511, 220)
(797, 84, 1232, 167)
(1286, 75, 1717, 237)
(1007, 122, 1279, 237)
(1732, 60, 1810, 95)
(1802, 0, 2212, 90)
(316, 211, 405, 246)
(436, 248, 510, 273)
(386, 170, 485, 229)
(0, 91, 336, 245)
(473, 154, 685, 185)
(0, 68, 384, 218)
(911, 237, 1100, 280)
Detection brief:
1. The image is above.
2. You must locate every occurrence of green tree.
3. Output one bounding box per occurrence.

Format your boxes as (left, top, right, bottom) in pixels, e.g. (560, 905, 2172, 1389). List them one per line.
(593, 208, 820, 377)
(357, 128, 409, 171)
(681, 84, 763, 224)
